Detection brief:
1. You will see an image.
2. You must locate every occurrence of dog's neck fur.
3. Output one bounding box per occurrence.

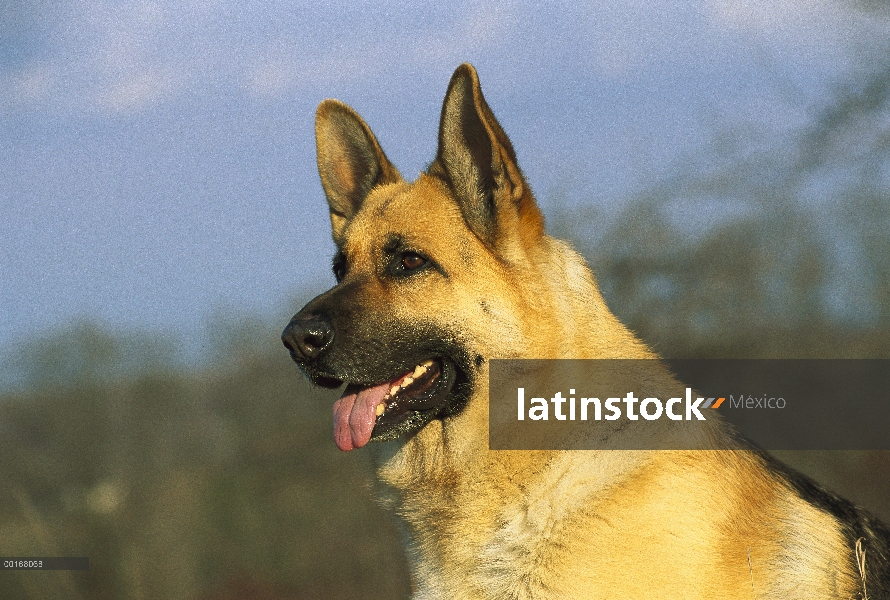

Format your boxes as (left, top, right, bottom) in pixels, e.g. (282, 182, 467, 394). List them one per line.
(368, 236, 667, 591)
(368, 238, 860, 599)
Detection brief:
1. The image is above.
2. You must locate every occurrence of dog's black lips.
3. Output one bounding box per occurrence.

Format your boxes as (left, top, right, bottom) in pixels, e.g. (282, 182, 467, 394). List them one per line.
(312, 374, 344, 389)
(365, 357, 461, 442)
(303, 356, 471, 443)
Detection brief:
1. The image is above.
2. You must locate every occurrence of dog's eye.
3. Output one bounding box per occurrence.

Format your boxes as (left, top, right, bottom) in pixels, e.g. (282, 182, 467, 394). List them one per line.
(400, 252, 426, 271)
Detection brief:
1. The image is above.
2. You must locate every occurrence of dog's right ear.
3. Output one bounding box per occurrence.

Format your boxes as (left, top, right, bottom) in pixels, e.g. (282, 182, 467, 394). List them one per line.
(429, 64, 544, 253)
(315, 100, 402, 244)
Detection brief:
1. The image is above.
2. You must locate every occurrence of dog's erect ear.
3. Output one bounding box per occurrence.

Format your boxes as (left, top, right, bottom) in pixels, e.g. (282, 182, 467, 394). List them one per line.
(316, 99, 402, 243)
(429, 64, 543, 250)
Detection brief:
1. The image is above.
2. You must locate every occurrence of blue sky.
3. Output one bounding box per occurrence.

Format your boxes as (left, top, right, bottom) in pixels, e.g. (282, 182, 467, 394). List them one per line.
(2, 0, 888, 358)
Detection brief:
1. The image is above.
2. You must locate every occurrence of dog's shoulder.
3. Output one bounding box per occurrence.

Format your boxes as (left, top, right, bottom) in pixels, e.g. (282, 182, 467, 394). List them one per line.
(760, 450, 890, 595)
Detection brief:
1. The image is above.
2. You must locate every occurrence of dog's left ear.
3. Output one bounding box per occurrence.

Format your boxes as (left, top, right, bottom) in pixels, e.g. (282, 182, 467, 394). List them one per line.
(429, 64, 544, 251)
(316, 99, 403, 244)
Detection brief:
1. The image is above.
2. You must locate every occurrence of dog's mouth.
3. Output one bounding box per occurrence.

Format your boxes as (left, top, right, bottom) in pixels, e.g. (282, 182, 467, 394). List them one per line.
(332, 357, 458, 451)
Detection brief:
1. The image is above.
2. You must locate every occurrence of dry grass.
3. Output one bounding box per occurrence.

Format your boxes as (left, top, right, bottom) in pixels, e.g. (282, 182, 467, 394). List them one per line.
(855, 537, 869, 600)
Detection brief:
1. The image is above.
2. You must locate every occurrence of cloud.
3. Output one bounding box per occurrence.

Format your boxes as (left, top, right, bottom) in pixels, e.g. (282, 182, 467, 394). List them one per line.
(570, 1, 704, 76)
(95, 68, 177, 113)
(2, 0, 533, 111)
(239, 1, 520, 100)
(2, 0, 887, 116)
(708, 0, 838, 32)
(240, 48, 387, 100)
(705, 0, 890, 58)
(2, 63, 55, 107)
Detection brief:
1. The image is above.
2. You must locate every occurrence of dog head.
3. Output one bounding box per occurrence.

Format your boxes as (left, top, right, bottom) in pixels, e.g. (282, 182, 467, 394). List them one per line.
(283, 64, 547, 451)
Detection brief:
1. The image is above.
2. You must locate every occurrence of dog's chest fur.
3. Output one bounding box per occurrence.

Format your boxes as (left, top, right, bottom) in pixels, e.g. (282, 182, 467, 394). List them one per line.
(375, 436, 860, 600)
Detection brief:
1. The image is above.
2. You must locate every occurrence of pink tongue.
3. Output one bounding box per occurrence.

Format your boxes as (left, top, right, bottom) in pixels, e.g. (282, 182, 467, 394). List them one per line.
(332, 382, 390, 451)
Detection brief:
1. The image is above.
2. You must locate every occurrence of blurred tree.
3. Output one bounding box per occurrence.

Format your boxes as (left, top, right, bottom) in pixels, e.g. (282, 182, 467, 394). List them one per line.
(0, 328, 410, 600)
(0, 321, 179, 393)
(553, 34, 890, 358)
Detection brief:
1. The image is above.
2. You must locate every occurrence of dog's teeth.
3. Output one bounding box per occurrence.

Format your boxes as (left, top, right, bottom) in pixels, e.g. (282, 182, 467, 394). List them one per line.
(390, 385, 401, 396)
(420, 359, 435, 368)
(402, 376, 414, 386)
(375, 403, 386, 416)
(412, 365, 427, 378)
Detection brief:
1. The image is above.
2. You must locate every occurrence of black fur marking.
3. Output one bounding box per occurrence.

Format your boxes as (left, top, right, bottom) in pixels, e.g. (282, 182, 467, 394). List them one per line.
(375, 195, 397, 215)
(758, 450, 890, 594)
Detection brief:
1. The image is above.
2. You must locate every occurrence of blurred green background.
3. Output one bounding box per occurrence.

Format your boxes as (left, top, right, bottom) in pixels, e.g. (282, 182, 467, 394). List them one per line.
(3, 46, 890, 600)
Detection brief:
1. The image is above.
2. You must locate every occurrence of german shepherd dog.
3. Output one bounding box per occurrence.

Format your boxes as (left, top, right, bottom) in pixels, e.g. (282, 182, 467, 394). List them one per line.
(282, 64, 890, 598)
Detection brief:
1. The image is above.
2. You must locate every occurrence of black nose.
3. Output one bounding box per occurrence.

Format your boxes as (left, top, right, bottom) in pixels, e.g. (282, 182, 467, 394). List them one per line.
(282, 314, 334, 361)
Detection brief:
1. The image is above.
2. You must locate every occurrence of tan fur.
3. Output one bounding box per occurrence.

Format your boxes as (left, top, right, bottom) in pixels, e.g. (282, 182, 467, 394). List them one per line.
(293, 64, 871, 599)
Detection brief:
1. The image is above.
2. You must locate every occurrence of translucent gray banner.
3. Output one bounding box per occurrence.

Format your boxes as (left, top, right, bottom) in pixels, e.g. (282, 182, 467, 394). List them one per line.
(488, 359, 890, 450)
